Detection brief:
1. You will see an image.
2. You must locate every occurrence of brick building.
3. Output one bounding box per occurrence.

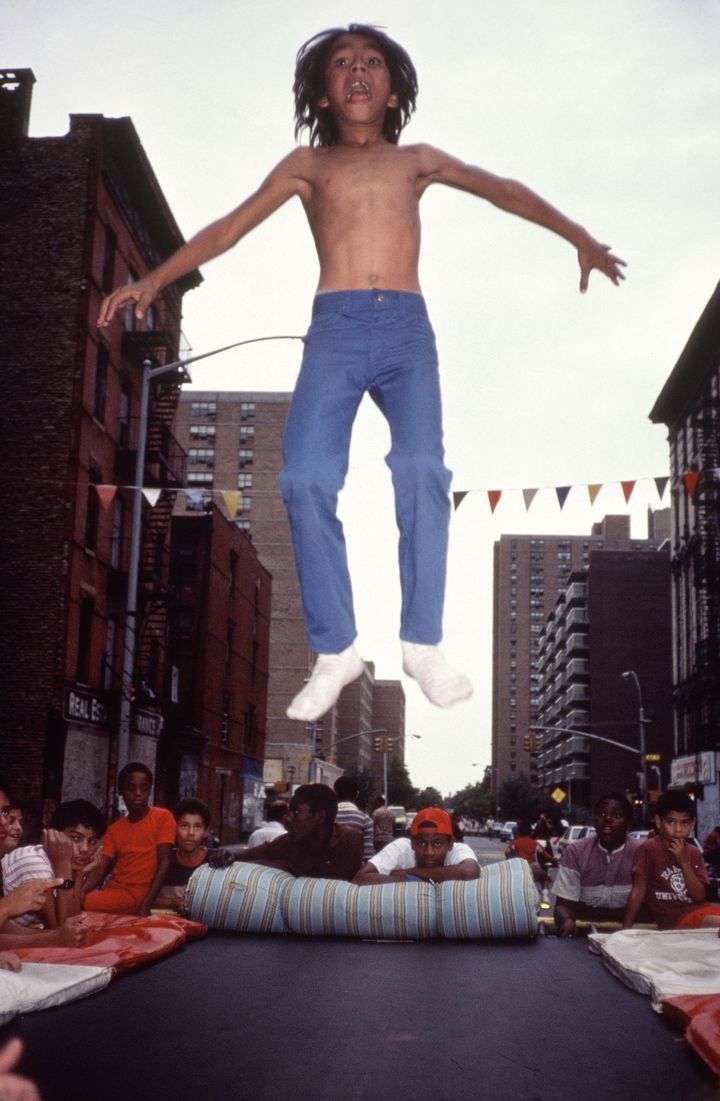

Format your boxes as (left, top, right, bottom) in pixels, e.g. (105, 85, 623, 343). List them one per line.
(534, 550, 674, 815)
(167, 511, 271, 838)
(0, 70, 203, 816)
(650, 279, 720, 837)
(491, 512, 670, 800)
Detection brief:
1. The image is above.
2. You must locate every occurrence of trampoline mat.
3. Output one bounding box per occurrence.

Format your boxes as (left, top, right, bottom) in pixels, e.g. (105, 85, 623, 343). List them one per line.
(4, 932, 717, 1101)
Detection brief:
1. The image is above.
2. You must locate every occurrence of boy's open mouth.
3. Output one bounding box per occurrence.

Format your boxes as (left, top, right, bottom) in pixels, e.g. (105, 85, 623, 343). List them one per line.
(346, 80, 371, 102)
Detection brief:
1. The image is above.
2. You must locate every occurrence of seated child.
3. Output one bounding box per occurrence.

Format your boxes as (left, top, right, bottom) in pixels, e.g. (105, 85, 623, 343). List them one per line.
(1, 803, 24, 856)
(153, 798, 213, 911)
(1, 799, 105, 928)
(505, 820, 556, 904)
(353, 807, 479, 884)
(624, 791, 720, 930)
(84, 761, 176, 916)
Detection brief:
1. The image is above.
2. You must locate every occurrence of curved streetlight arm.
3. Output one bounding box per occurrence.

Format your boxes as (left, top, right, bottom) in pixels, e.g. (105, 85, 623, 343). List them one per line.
(322, 727, 388, 754)
(529, 725, 642, 756)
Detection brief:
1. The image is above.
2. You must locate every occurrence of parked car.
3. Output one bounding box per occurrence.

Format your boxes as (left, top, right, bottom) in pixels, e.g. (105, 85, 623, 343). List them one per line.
(498, 821, 518, 842)
(405, 811, 417, 833)
(557, 824, 596, 854)
(629, 829, 650, 842)
(387, 806, 407, 834)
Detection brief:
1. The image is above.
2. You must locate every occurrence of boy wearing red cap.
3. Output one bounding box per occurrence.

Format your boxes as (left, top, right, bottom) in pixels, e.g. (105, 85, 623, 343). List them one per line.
(353, 807, 479, 884)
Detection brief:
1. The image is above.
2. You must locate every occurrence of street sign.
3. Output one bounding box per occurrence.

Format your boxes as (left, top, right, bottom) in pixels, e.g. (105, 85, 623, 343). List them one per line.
(645, 753, 661, 762)
(551, 786, 567, 804)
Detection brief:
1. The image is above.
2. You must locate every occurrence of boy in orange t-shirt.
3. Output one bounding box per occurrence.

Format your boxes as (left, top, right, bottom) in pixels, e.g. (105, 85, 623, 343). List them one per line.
(84, 762, 175, 916)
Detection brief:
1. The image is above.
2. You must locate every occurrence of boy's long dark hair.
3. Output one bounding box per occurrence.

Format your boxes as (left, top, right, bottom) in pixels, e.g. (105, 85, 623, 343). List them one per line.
(294, 24, 418, 147)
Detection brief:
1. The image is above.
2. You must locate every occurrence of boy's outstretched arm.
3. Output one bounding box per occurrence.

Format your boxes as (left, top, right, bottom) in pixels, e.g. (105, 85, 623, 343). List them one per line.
(97, 150, 312, 327)
(416, 146, 626, 293)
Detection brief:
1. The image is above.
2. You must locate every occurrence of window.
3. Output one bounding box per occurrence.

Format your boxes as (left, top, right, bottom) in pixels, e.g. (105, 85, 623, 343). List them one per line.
(187, 471, 214, 485)
(118, 381, 131, 449)
(124, 272, 137, 331)
(94, 344, 108, 423)
(244, 704, 257, 752)
(85, 463, 102, 551)
(101, 227, 117, 292)
(188, 448, 215, 467)
(221, 692, 230, 744)
(190, 424, 216, 439)
(239, 426, 255, 442)
(237, 473, 253, 489)
(102, 616, 116, 691)
(236, 494, 252, 514)
(229, 550, 238, 596)
(238, 448, 253, 466)
(111, 497, 123, 569)
(236, 518, 252, 537)
(76, 596, 95, 683)
(191, 402, 217, 418)
(225, 622, 235, 674)
(240, 402, 255, 419)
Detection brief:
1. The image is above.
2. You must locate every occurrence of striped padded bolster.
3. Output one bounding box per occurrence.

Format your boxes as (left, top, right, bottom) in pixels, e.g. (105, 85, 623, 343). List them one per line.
(283, 878, 438, 939)
(185, 862, 294, 933)
(437, 859, 539, 939)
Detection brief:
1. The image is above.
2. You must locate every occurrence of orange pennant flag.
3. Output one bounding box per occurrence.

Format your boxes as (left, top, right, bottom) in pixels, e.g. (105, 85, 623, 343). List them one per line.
(683, 471, 701, 499)
(621, 480, 636, 504)
(488, 490, 502, 514)
(587, 484, 602, 505)
(452, 491, 468, 512)
(222, 490, 240, 518)
(522, 488, 538, 511)
(95, 485, 117, 509)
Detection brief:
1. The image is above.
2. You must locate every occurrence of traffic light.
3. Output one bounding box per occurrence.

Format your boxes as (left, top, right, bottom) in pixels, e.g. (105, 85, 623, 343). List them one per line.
(523, 735, 538, 752)
(373, 736, 392, 753)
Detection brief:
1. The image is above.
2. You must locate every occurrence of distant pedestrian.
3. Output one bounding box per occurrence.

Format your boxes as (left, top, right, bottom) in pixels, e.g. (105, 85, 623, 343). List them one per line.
(333, 776, 374, 861)
(247, 801, 289, 848)
(371, 797, 395, 853)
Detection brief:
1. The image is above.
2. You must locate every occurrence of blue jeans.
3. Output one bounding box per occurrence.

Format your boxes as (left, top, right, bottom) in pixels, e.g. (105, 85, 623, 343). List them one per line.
(279, 290, 452, 653)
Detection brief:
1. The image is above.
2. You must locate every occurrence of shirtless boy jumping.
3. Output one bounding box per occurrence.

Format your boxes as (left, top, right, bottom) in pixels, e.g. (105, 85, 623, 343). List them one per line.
(98, 24, 625, 723)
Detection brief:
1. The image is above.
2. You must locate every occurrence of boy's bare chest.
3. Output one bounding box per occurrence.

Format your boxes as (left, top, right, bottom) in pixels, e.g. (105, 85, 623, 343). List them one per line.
(311, 150, 420, 209)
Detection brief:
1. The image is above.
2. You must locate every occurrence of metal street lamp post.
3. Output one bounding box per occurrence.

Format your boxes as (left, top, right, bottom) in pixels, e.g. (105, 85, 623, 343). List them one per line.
(621, 670, 648, 822)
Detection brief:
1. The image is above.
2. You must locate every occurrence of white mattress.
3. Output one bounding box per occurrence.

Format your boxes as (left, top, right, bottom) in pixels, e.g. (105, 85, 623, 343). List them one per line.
(0, 962, 112, 1024)
(589, 928, 720, 1011)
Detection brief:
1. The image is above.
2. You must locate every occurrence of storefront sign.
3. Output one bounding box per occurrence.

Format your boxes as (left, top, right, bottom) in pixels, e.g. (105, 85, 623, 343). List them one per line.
(670, 751, 716, 787)
(63, 686, 108, 727)
(131, 709, 163, 738)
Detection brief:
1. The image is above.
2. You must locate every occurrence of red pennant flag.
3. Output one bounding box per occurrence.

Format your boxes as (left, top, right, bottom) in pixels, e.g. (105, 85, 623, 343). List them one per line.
(621, 480, 636, 504)
(654, 476, 669, 500)
(452, 491, 468, 512)
(555, 486, 571, 510)
(488, 490, 502, 514)
(95, 485, 117, 509)
(683, 471, 701, 499)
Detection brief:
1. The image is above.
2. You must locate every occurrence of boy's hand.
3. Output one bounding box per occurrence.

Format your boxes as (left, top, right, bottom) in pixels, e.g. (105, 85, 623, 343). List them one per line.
(666, 836, 689, 864)
(0, 951, 22, 973)
(97, 275, 159, 328)
(56, 916, 88, 948)
(79, 847, 104, 880)
(207, 848, 235, 869)
(42, 829, 74, 878)
(4, 879, 63, 918)
(577, 237, 626, 293)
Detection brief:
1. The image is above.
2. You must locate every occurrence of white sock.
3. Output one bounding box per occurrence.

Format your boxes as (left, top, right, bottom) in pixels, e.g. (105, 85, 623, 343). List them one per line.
(286, 644, 364, 722)
(401, 642, 473, 709)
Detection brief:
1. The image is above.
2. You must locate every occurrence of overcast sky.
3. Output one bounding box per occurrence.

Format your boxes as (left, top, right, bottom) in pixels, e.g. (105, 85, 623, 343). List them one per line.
(6, 0, 719, 794)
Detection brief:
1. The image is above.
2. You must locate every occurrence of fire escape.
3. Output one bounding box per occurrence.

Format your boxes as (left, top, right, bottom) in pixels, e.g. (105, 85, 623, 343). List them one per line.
(119, 330, 187, 702)
(672, 387, 720, 749)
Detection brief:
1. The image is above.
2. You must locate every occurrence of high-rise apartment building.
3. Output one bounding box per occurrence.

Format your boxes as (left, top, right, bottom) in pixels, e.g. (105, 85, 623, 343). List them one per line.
(174, 391, 314, 782)
(534, 550, 673, 812)
(491, 512, 670, 802)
